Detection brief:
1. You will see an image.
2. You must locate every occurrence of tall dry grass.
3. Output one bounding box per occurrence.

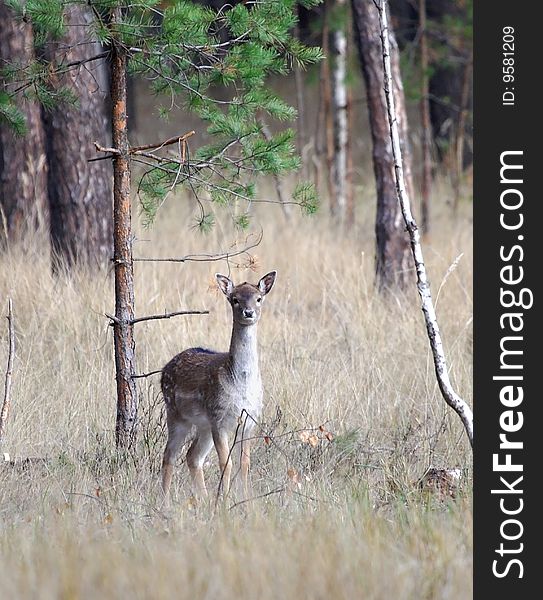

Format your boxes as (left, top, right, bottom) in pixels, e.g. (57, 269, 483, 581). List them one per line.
(0, 180, 472, 599)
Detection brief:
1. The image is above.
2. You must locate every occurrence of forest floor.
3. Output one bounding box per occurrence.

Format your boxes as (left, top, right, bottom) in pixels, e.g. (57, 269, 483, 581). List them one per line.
(0, 177, 472, 599)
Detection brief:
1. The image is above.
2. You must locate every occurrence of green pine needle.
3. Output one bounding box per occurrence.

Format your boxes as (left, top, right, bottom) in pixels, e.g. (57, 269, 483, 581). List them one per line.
(293, 182, 320, 215)
(0, 93, 27, 136)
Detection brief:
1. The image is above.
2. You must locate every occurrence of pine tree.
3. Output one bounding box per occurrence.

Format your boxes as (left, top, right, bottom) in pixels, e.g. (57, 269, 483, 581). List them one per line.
(41, 4, 113, 270)
(0, 2, 49, 241)
(1, 0, 322, 446)
(351, 0, 413, 291)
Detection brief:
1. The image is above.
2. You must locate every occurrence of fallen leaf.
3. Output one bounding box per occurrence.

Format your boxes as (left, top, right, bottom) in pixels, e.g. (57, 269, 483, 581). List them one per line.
(308, 434, 319, 447)
(325, 432, 334, 442)
(247, 254, 260, 272)
(264, 435, 271, 445)
(299, 430, 310, 443)
(287, 467, 300, 484)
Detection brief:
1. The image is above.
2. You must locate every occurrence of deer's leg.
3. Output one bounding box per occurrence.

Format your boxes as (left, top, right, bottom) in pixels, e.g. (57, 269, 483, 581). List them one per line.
(240, 437, 252, 501)
(186, 427, 214, 497)
(162, 419, 189, 505)
(213, 428, 233, 497)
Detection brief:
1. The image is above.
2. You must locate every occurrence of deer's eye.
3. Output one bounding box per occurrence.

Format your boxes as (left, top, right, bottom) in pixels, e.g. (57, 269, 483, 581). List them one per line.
(232, 298, 239, 305)
(256, 297, 262, 303)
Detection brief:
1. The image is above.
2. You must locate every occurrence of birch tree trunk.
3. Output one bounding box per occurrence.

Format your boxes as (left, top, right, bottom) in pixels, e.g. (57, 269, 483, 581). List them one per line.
(330, 0, 348, 222)
(320, 5, 336, 215)
(0, 5, 48, 241)
(41, 5, 113, 270)
(351, 0, 413, 290)
(110, 12, 138, 448)
(377, 0, 473, 447)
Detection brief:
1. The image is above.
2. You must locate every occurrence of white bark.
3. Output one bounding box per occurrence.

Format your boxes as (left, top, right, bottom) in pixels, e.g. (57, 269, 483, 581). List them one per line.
(377, 0, 473, 447)
(331, 0, 348, 220)
(0, 298, 14, 443)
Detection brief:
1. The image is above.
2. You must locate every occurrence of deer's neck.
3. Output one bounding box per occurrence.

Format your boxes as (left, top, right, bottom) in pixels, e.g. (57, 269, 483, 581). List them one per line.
(228, 322, 259, 381)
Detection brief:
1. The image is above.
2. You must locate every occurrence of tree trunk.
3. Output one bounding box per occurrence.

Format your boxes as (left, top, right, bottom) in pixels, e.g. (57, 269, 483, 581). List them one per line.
(452, 55, 472, 213)
(110, 15, 138, 449)
(313, 14, 328, 195)
(351, 0, 413, 290)
(377, 0, 473, 447)
(294, 21, 308, 181)
(0, 5, 48, 241)
(345, 85, 355, 227)
(320, 5, 336, 215)
(387, 0, 472, 171)
(427, 0, 472, 168)
(331, 0, 349, 223)
(260, 120, 291, 220)
(419, 0, 431, 233)
(41, 5, 112, 270)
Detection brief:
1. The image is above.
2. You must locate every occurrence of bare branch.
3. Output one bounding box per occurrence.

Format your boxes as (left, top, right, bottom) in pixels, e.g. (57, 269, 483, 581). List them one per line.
(93, 141, 119, 156)
(92, 131, 196, 163)
(106, 310, 209, 326)
(130, 131, 195, 154)
(130, 310, 209, 325)
(229, 487, 286, 511)
(134, 230, 263, 264)
(59, 51, 109, 73)
(0, 299, 15, 443)
(132, 370, 163, 379)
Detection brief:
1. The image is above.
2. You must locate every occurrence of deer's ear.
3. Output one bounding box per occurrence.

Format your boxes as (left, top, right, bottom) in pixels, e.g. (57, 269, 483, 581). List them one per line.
(216, 274, 234, 297)
(258, 271, 277, 296)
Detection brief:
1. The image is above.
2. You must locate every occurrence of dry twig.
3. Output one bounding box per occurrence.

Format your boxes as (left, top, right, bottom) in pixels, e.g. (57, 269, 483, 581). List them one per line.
(106, 309, 209, 327)
(134, 230, 263, 264)
(0, 298, 15, 442)
(92, 131, 195, 161)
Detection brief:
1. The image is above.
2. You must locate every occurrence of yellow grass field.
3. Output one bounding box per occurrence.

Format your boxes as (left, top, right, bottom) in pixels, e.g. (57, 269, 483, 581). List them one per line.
(0, 179, 472, 599)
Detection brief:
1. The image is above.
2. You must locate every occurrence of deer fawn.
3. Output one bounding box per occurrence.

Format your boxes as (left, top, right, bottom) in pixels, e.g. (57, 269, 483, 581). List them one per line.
(161, 271, 277, 503)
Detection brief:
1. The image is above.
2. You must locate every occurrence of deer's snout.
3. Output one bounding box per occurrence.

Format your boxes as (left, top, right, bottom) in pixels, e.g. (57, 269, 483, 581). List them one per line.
(243, 308, 255, 319)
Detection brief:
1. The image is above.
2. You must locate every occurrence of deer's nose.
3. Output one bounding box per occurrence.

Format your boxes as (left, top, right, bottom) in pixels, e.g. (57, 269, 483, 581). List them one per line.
(243, 308, 255, 319)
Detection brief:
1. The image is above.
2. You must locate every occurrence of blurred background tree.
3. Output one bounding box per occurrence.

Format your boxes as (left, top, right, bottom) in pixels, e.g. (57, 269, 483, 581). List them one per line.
(0, 0, 472, 444)
(0, 3, 49, 241)
(1, 0, 473, 274)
